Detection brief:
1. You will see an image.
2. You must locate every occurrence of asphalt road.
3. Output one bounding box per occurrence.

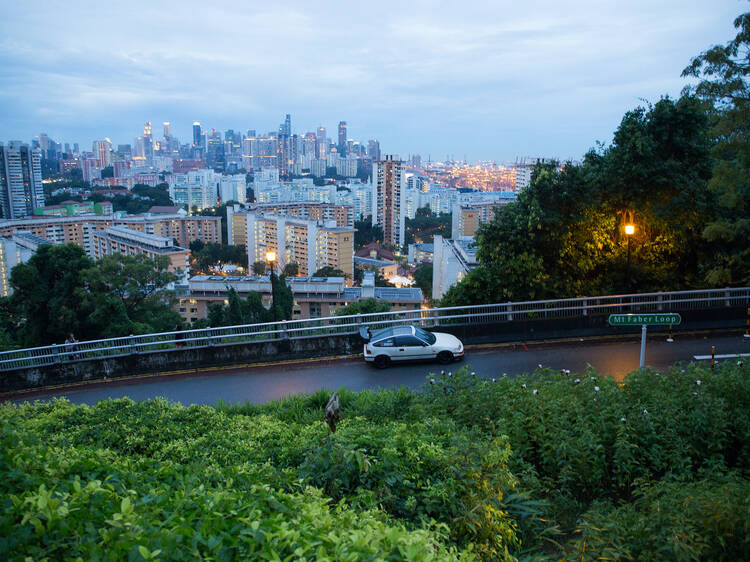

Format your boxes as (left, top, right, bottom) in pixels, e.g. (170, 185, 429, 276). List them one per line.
(8, 333, 749, 407)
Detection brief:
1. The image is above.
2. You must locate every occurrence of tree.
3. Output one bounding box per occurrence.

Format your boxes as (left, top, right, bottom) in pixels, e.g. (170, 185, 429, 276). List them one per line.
(191, 243, 248, 273)
(683, 11, 750, 285)
(312, 266, 346, 278)
(270, 273, 294, 321)
(206, 288, 271, 327)
(252, 261, 267, 275)
(404, 210, 451, 245)
(80, 254, 181, 337)
(334, 298, 391, 316)
(9, 244, 95, 346)
(412, 263, 433, 300)
(282, 262, 300, 277)
(442, 96, 714, 306)
(354, 218, 384, 248)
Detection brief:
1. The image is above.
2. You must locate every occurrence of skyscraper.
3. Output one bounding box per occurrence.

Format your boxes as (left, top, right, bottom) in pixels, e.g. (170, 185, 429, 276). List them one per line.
(192, 122, 202, 147)
(92, 139, 112, 169)
(367, 140, 381, 161)
(372, 155, 406, 249)
(316, 126, 327, 158)
(0, 141, 45, 219)
(144, 121, 152, 139)
(163, 122, 171, 138)
(338, 121, 347, 154)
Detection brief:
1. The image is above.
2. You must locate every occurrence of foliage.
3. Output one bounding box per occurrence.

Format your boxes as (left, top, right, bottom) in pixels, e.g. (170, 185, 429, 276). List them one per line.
(2, 360, 750, 559)
(207, 288, 270, 327)
(80, 254, 181, 338)
(412, 263, 433, 300)
(190, 243, 248, 273)
(683, 11, 750, 285)
(312, 266, 347, 278)
(442, 96, 714, 305)
(0, 400, 467, 561)
(4, 245, 180, 348)
(353, 218, 384, 249)
(252, 261, 267, 275)
(282, 262, 299, 277)
(405, 210, 451, 245)
(333, 298, 391, 316)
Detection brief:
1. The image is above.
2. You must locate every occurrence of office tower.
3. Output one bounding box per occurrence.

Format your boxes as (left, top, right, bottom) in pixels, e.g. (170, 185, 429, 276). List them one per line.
(367, 140, 381, 161)
(283, 114, 291, 136)
(206, 130, 224, 171)
(163, 122, 170, 138)
(192, 122, 202, 146)
(64, 143, 71, 155)
(338, 121, 347, 154)
(73, 143, 80, 154)
(144, 121, 152, 139)
(0, 142, 45, 219)
(316, 126, 327, 158)
(92, 140, 112, 169)
(372, 155, 406, 249)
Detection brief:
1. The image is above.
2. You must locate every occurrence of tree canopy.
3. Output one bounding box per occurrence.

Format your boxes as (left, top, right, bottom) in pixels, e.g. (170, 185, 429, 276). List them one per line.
(3, 245, 181, 348)
(442, 96, 715, 305)
(682, 12, 750, 285)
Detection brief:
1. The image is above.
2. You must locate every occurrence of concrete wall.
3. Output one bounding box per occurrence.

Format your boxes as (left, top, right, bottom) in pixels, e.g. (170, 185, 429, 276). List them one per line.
(1, 305, 745, 394)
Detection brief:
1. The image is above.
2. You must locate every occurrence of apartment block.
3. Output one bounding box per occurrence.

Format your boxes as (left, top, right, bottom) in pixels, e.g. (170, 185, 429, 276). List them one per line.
(0, 213, 221, 257)
(91, 226, 190, 278)
(0, 230, 55, 296)
(372, 155, 406, 249)
(228, 208, 354, 278)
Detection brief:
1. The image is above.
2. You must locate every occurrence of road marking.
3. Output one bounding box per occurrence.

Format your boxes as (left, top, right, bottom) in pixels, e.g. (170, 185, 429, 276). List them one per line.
(693, 353, 750, 360)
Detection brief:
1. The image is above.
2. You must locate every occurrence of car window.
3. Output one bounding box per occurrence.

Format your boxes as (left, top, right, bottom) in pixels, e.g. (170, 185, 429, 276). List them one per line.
(414, 327, 436, 345)
(373, 337, 395, 347)
(395, 335, 426, 347)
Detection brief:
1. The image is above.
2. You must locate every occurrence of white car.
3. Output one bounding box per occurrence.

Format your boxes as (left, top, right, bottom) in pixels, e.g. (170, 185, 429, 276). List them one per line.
(360, 325, 464, 369)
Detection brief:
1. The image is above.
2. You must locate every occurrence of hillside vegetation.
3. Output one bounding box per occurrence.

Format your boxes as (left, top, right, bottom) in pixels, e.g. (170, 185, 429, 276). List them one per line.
(2, 361, 749, 560)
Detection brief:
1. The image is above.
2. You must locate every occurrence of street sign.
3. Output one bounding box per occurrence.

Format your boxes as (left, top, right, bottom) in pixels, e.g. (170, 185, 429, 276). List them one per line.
(608, 313, 681, 326)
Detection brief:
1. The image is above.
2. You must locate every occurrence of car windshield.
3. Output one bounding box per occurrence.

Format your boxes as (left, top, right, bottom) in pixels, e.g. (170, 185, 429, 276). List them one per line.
(414, 327, 436, 345)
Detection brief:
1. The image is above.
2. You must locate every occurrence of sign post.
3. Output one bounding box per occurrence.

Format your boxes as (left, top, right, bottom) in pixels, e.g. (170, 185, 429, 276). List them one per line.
(608, 313, 682, 368)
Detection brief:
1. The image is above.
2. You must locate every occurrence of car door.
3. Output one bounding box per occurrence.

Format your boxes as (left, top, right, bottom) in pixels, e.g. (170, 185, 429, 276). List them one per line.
(393, 335, 428, 360)
(372, 337, 397, 359)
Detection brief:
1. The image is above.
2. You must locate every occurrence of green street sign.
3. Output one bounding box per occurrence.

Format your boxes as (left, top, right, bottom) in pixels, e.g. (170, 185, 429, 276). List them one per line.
(609, 313, 682, 326)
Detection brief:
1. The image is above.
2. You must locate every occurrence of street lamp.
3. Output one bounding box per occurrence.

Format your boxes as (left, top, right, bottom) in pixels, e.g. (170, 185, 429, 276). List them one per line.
(625, 223, 635, 290)
(266, 250, 277, 321)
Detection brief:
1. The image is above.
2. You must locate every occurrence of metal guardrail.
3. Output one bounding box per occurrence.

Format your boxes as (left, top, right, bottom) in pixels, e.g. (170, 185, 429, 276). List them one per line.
(1, 287, 748, 372)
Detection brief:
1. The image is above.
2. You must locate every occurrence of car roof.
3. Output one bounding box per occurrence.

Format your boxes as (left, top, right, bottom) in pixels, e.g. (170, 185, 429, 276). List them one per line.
(370, 325, 414, 342)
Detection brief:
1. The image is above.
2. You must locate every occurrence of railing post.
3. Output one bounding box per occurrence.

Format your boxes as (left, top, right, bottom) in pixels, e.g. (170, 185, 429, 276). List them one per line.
(506, 303, 513, 321)
(582, 299, 588, 316)
(52, 343, 61, 364)
(657, 293, 663, 312)
(282, 320, 289, 339)
(129, 334, 136, 354)
(725, 289, 730, 307)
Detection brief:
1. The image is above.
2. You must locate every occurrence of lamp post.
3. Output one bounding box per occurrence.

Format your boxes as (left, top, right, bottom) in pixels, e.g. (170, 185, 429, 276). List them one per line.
(625, 223, 635, 290)
(266, 250, 277, 321)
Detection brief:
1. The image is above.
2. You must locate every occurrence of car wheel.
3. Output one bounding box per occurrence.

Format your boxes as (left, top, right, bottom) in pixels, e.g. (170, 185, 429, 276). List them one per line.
(374, 355, 390, 369)
(437, 351, 454, 364)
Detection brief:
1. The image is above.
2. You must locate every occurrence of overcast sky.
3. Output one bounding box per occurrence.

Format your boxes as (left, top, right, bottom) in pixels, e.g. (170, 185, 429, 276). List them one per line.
(0, 1, 743, 162)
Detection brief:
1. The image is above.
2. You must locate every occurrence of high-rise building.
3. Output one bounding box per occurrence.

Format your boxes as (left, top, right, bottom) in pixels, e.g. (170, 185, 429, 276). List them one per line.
(143, 121, 152, 139)
(372, 155, 406, 249)
(192, 122, 202, 147)
(92, 139, 112, 169)
(163, 122, 171, 138)
(316, 126, 327, 158)
(0, 141, 45, 219)
(228, 208, 354, 278)
(338, 121, 347, 154)
(367, 140, 381, 162)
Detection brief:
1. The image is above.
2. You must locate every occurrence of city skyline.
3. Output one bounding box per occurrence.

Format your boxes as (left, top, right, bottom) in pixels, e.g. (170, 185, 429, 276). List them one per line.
(1, 1, 740, 161)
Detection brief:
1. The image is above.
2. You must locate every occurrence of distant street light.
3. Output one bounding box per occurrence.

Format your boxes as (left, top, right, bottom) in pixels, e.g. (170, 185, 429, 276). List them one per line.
(625, 223, 635, 290)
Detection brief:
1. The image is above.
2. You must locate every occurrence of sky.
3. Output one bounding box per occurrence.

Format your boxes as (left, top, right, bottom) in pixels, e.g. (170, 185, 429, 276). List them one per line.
(0, 0, 744, 162)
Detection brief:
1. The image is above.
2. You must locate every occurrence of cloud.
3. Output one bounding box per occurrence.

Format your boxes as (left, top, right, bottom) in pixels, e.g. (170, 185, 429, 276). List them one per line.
(0, 0, 742, 160)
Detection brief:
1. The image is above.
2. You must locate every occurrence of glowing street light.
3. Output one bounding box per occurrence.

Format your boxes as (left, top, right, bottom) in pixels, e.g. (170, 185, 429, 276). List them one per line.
(266, 250, 278, 321)
(625, 223, 635, 290)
